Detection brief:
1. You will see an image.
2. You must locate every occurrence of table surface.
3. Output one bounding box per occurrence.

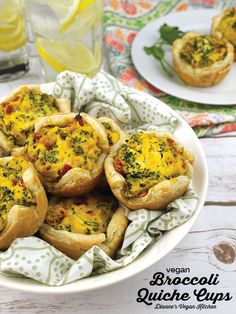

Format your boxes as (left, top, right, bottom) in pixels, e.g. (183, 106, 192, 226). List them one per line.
(0, 49, 235, 314)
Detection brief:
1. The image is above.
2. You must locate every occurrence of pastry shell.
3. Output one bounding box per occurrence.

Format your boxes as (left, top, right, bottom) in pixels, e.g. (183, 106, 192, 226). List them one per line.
(39, 206, 128, 260)
(0, 156, 48, 250)
(0, 85, 70, 156)
(172, 32, 234, 87)
(29, 112, 109, 197)
(98, 116, 127, 149)
(104, 131, 193, 211)
(211, 8, 236, 61)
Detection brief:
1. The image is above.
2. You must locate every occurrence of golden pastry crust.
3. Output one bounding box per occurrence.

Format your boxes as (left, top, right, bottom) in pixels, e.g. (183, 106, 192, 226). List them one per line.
(0, 85, 70, 155)
(40, 224, 106, 259)
(39, 194, 128, 259)
(212, 8, 236, 61)
(27, 113, 109, 196)
(172, 32, 234, 87)
(104, 131, 194, 211)
(98, 117, 127, 149)
(0, 156, 48, 250)
(98, 207, 128, 257)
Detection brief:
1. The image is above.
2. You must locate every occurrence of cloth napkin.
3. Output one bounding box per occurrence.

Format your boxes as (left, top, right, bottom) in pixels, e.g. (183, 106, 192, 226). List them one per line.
(0, 70, 198, 286)
(103, 0, 236, 137)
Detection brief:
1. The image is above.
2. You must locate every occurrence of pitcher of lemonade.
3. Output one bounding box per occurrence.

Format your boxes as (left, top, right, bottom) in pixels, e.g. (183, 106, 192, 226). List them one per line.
(0, 0, 28, 81)
(26, 0, 103, 81)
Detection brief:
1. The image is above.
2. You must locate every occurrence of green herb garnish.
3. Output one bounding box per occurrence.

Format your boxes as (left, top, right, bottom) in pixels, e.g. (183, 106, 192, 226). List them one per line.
(159, 23, 185, 45)
(144, 23, 185, 77)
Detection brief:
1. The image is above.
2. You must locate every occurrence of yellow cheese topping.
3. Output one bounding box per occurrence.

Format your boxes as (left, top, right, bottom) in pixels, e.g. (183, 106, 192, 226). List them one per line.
(180, 35, 227, 68)
(0, 156, 35, 232)
(216, 8, 236, 47)
(45, 194, 116, 234)
(102, 122, 120, 147)
(0, 87, 59, 149)
(26, 115, 102, 183)
(114, 132, 192, 198)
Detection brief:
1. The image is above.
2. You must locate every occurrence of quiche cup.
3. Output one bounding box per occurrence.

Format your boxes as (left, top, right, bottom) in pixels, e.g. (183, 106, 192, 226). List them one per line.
(0, 155, 48, 250)
(39, 193, 128, 259)
(26, 112, 109, 196)
(172, 32, 234, 87)
(212, 8, 236, 61)
(0, 85, 70, 155)
(104, 131, 194, 211)
(98, 117, 127, 149)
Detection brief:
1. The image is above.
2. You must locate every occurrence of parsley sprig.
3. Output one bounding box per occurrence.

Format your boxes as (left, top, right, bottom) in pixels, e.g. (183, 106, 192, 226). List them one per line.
(144, 23, 185, 77)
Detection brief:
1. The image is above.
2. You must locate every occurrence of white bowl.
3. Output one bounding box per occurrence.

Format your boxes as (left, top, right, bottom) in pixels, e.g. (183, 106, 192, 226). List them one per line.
(0, 83, 208, 294)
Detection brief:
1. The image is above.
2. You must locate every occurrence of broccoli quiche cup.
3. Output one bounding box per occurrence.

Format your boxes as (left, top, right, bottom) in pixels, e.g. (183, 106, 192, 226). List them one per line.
(0, 85, 70, 155)
(104, 131, 194, 211)
(172, 32, 234, 87)
(98, 117, 127, 149)
(0, 155, 48, 250)
(39, 193, 128, 259)
(26, 112, 109, 196)
(212, 8, 236, 60)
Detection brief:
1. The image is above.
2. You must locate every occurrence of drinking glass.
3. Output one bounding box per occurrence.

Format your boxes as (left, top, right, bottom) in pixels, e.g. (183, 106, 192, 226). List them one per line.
(26, 0, 103, 82)
(0, 0, 29, 82)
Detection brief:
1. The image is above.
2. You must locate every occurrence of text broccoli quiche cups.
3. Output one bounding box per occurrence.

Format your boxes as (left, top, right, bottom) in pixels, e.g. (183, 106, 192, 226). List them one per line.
(172, 32, 234, 87)
(0, 85, 70, 155)
(212, 8, 236, 61)
(26, 113, 109, 196)
(104, 131, 194, 211)
(39, 193, 128, 259)
(0, 155, 48, 250)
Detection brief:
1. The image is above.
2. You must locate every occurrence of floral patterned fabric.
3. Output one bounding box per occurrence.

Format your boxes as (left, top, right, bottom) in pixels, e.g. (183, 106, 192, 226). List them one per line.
(104, 0, 236, 137)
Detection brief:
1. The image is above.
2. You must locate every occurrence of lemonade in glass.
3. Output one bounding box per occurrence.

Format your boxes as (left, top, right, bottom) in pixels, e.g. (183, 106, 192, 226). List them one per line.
(0, 0, 28, 81)
(27, 0, 103, 81)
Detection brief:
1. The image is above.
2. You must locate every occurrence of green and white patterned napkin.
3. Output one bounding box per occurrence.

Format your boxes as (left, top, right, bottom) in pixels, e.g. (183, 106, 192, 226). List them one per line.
(0, 70, 199, 286)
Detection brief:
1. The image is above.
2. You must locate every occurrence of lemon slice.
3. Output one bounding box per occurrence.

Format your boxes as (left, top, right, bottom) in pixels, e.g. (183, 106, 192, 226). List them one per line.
(0, 22, 16, 35)
(0, 0, 26, 50)
(94, 41, 102, 68)
(0, 0, 23, 21)
(29, 0, 98, 35)
(59, 0, 81, 33)
(0, 31, 26, 51)
(35, 38, 98, 75)
(59, 2, 99, 40)
(79, 0, 97, 12)
(59, 0, 96, 33)
(0, 16, 26, 51)
(0, 14, 23, 35)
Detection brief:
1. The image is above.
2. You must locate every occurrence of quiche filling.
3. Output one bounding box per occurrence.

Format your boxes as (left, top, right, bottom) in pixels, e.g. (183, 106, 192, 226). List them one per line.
(0, 156, 35, 232)
(114, 132, 192, 198)
(216, 8, 236, 47)
(45, 194, 116, 235)
(0, 87, 59, 148)
(26, 115, 102, 183)
(102, 122, 120, 146)
(180, 35, 227, 68)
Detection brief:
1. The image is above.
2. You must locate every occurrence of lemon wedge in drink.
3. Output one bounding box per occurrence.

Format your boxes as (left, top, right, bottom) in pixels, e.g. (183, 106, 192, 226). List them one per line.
(59, 0, 81, 33)
(55, 0, 96, 33)
(0, 31, 26, 51)
(0, 0, 26, 51)
(35, 38, 100, 75)
(29, 0, 97, 33)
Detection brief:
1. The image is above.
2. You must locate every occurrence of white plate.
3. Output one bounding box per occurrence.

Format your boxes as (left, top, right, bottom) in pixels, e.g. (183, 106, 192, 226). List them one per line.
(131, 9, 236, 105)
(0, 83, 208, 294)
